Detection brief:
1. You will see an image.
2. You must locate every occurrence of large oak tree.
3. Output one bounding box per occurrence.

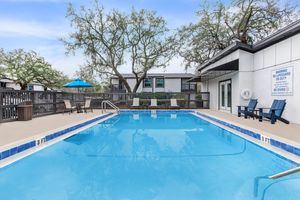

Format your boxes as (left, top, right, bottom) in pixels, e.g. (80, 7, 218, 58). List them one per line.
(178, 0, 299, 69)
(63, 1, 176, 93)
(1, 49, 67, 90)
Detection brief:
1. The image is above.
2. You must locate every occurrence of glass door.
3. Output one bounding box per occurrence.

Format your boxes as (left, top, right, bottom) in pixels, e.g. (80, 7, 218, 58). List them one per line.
(219, 80, 232, 111)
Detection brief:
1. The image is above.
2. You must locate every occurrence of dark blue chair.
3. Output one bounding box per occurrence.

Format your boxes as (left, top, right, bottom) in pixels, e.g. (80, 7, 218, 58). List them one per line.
(258, 99, 289, 124)
(238, 99, 258, 119)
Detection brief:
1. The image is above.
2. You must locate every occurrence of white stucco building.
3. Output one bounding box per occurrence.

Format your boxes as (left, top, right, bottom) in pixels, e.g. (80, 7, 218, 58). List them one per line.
(0, 77, 45, 91)
(110, 73, 197, 93)
(195, 20, 300, 124)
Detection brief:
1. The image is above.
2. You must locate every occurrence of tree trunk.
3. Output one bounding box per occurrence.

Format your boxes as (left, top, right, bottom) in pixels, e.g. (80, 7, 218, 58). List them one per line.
(20, 84, 27, 90)
(240, 33, 248, 44)
(112, 68, 132, 93)
(132, 80, 142, 93)
(132, 73, 147, 93)
(117, 75, 132, 93)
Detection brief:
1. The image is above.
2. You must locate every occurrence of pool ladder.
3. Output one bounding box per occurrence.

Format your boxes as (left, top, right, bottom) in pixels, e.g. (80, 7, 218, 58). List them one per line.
(101, 100, 120, 114)
(269, 166, 300, 179)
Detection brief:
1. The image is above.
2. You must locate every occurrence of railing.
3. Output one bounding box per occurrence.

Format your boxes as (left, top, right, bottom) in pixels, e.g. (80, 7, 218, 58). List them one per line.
(110, 84, 126, 93)
(101, 100, 120, 114)
(181, 83, 196, 92)
(269, 166, 300, 179)
(0, 89, 209, 122)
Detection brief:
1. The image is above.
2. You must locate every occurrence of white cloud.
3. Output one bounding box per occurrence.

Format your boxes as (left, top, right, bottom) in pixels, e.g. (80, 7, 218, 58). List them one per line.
(32, 43, 85, 77)
(0, 18, 68, 39)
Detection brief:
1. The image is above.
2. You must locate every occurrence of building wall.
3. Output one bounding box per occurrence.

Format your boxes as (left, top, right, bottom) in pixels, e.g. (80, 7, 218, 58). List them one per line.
(32, 85, 44, 91)
(252, 34, 300, 123)
(238, 50, 254, 108)
(201, 72, 239, 114)
(201, 50, 242, 114)
(164, 78, 181, 92)
(201, 33, 300, 123)
(111, 78, 119, 85)
(6, 82, 21, 90)
(202, 50, 240, 73)
(114, 77, 184, 93)
(2, 82, 45, 91)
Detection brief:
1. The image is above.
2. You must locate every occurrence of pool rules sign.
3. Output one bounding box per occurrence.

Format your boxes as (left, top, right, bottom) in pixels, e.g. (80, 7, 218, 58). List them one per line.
(272, 66, 293, 96)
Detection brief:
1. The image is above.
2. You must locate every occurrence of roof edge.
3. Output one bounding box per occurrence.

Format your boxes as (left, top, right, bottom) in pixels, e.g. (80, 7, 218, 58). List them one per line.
(198, 20, 300, 71)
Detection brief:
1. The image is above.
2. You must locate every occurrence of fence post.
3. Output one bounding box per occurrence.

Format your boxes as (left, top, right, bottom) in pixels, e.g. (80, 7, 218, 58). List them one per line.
(30, 92, 35, 116)
(187, 93, 190, 108)
(208, 92, 210, 109)
(0, 91, 3, 122)
(53, 92, 57, 113)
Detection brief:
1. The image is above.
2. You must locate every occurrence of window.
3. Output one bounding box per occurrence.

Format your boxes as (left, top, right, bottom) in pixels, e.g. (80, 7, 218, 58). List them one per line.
(143, 78, 152, 88)
(155, 77, 164, 88)
(181, 78, 196, 91)
(0, 82, 6, 88)
(28, 85, 34, 91)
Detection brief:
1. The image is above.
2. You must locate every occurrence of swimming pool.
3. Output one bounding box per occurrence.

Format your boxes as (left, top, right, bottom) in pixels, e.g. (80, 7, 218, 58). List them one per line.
(0, 111, 299, 199)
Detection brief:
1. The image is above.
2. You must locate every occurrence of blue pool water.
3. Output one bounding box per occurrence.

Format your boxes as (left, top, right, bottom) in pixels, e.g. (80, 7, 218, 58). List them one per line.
(0, 111, 300, 200)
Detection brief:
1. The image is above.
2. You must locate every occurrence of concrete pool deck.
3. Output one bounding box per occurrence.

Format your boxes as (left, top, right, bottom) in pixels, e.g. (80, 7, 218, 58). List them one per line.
(0, 110, 115, 151)
(197, 109, 300, 148)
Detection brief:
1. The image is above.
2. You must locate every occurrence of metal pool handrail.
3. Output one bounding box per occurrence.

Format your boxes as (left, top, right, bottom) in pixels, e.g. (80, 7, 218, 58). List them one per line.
(269, 166, 300, 179)
(101, 100, 120, 114)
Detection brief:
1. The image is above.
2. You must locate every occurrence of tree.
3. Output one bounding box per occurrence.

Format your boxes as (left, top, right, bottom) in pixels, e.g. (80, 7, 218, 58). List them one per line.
(0, 49, 5, 77)
(37, 66, 69, 90)
(126, 9, 176, 92)
(177, 3, 231, 69)
(1, 49, 67, 90)
(63, 1, 176, 93)
(75, 66, 103, 92)
(224, 0, 298, 44)
(178, 0, 299, 69)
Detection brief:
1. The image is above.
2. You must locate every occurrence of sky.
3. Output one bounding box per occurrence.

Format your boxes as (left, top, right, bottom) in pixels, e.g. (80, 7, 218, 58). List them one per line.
(0, 0, 299, 77)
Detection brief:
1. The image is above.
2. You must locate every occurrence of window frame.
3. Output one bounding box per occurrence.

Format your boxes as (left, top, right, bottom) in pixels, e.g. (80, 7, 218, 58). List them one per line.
(155, 77, 165, 88)
(143, 78, 152, 88)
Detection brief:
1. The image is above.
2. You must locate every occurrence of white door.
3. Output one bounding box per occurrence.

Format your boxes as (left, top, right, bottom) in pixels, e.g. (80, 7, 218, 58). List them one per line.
(219, 80, 232, 111)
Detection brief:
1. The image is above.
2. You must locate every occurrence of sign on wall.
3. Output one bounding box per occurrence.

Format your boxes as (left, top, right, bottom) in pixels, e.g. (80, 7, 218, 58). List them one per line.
(271, 66, 293, 96)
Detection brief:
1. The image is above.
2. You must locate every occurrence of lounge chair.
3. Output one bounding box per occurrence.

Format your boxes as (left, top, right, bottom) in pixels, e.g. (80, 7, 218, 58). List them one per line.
(83, 98, 93, 113)
(131, 98, 140, 109)
(63, 100, 76, 114)
(149, 99, 158, 109)
(170, 99, 180, 109)
(238, 99, 258, 119)
(258, 99, 289, 124)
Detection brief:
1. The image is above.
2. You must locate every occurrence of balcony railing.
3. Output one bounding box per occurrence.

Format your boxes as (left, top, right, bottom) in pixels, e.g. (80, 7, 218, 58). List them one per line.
(110, 84, 126, 93)
(181, 83, 196, 92)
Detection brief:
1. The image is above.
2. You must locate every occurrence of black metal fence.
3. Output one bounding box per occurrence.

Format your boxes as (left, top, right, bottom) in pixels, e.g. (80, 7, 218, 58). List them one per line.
(0, 90, 209, 122)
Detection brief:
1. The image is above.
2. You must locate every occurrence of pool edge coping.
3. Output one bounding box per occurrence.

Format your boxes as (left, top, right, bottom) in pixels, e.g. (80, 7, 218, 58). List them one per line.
(193, 111, 300, 165)
(0, 112, 117, 168)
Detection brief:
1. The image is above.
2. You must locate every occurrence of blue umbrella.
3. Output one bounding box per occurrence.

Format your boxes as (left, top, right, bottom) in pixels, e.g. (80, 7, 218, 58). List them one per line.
(64, 79, 93, 92)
